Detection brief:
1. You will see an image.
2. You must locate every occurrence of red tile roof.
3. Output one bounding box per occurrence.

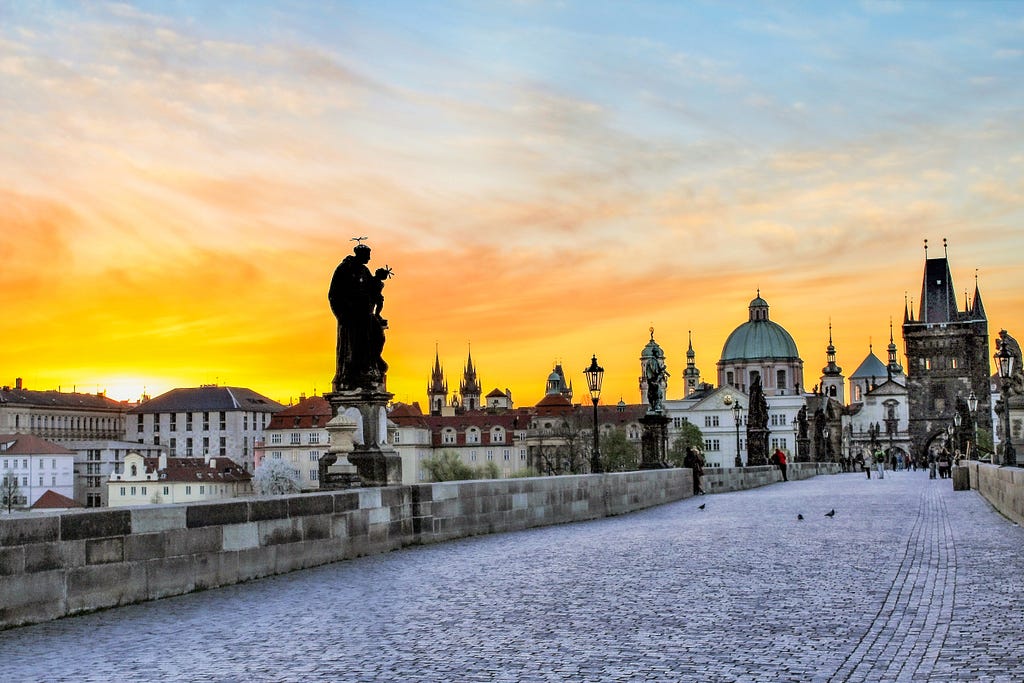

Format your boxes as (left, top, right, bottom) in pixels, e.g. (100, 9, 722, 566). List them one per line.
(31, 490, 81, 509)
(0, 434, 76, 455)
(267, 395, 332, 430)
(134, 456, 252, 483)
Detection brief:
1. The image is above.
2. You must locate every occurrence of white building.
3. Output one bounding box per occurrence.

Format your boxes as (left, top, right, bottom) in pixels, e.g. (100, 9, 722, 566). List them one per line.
(0, 433, 76, 509)
(256, 395, 331, 490)
(107, 452, 253, 506)
(126, 385, 284, 472)
(0, 379, 137, 507)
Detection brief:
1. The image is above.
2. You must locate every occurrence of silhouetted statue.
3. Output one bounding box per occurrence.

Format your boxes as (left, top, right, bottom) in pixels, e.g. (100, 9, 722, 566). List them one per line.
(329, 241, 392, 392)
(644, 346, 669, 413)
(996, 329, 1023, 401)
(746, 374, 770, 465)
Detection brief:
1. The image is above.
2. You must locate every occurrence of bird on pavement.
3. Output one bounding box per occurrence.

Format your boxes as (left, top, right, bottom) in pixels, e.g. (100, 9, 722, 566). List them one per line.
(825, 509, 836, 517)
(698, 503, 706, 510)
(797, 513, 804, 520)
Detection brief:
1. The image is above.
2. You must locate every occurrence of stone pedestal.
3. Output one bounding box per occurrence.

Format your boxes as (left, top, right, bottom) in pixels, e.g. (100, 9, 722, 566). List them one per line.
(318, 411, 361, 490)
(324, 389, 402, 487)
(952, 465, 971, 491)
(640, 413, 670, 469)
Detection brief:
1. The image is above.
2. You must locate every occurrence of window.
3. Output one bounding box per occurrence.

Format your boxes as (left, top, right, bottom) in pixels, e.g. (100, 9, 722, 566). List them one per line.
(704, 416, 720, 427)
(200, 486, 205, 494)
(141, 486, 147, 495)
(504, 450, 511, 461)
(491, 428, 505, 444)
(442, 429, 456, 445)
(309, 452, 320, 461)
(308, 433, 320, 445)
(219, 436, 226, 456)
(271, 433, 282, 444)
(703, 439, 721, 452)
(310, 469, 319, 481)
(470, 452, 477, 462)
(726, 371, 734, 386)
(219, 412, 227, 430)
(272, 452, 282, 459)
(163, 486, 169, 495)
(120, 487, 126, 496)
(394, 432, 401, 444)
(487, 450, 494, 461)
(186, 485, 192, 495)
(290, 433, 302, 445)
(467, 429, 480, 444)
(776, 370, 786, 392)
(130, 486, 137, 495)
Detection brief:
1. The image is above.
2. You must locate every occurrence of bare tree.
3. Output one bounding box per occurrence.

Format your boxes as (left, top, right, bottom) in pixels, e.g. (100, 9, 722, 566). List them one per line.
(2, 471, 23, 513)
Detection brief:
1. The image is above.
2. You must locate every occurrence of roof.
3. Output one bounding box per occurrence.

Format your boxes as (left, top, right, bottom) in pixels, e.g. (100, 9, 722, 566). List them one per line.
(0, 387, 126, 411)
(389, 402, 425, 418)
(850, 351, 888, 380)
(266, 395, 331, 430)
(486, 389, 507, 398)
(720, 296, 800, 362)
(131, 455, 252, 483)
(31, 490, 81, 509)
(0, 434, 76, 456)
(129, 386, 284, 414)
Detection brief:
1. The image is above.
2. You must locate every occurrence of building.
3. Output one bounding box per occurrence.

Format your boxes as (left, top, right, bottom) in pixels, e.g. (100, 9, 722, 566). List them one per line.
(257, 395, 331, 490)
(0, 433, 76, 509)
(107, 452, 252, 506)
(718, 293, 805, 397)
(126, 385, 284, 472)
(902, 242, 991, 459)
(0, 379, 137, 506)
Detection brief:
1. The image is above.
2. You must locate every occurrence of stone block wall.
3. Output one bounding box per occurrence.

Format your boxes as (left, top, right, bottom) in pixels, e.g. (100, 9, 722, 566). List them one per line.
(0, 464, 837, 630)
(966, 461, 1024, 526)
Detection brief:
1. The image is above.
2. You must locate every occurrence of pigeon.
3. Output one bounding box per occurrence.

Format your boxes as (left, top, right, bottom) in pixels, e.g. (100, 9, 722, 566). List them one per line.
(797, 514, 804, 520)
(698, 503, 706, 510)
(825, 509, 836, 517)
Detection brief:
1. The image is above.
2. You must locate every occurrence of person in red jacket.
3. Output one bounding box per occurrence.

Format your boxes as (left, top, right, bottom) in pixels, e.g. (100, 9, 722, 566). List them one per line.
(773, 448, 788, 481)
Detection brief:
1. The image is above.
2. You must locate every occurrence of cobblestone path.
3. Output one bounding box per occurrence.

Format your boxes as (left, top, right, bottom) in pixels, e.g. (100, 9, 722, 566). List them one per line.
(2, 471, 1022, 682)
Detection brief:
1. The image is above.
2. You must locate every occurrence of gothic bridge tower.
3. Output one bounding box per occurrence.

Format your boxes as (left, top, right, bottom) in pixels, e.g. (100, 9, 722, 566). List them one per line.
(903, 240, 991, 459)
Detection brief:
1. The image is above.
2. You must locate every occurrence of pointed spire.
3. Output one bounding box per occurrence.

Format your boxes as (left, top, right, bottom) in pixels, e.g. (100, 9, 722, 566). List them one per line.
(686, 330, 695, 361)
(972, 269, 987, 320)
(887, 317, 902, 379)
(903, 292, 910, 323)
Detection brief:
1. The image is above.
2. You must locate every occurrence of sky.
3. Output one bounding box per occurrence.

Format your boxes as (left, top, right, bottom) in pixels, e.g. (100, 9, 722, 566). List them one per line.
(1, 1, 1022, 408)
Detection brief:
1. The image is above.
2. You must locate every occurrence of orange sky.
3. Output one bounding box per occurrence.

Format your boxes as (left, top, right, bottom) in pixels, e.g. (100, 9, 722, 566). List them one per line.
(2, 2, 1022, 407)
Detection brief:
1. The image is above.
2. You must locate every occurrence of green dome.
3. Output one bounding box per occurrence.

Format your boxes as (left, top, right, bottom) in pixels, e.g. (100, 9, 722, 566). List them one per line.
(721, 321, 800, 361)
(720, 294, 799, 361)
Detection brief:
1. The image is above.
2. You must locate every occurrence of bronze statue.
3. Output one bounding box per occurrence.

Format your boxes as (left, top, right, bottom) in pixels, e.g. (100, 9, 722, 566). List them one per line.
(644, 346, 669, 413)
(328, 240, 392, 392)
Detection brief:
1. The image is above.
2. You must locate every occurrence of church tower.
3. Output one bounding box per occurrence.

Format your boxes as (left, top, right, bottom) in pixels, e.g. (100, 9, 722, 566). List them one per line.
(885, 319, 904, 383)
(903, 239, 992, 458)
(426, 346, 448, 416)
(459, 346, 482, 412)
(683, 331, 701, 398)
(819, 322, 845, 404)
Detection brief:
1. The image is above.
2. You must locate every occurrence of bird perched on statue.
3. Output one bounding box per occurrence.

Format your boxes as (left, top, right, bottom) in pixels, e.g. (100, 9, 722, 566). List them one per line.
(698, 503, 706, 510)
(825, 509, 836, 517)
(797, 514, 804, 520)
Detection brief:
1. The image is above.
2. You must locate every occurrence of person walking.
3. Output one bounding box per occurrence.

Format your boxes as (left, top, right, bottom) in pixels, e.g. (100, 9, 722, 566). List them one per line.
(874, 449, 885, 479)
(858, 452, 870, 479)
(928, 450, 938, 479)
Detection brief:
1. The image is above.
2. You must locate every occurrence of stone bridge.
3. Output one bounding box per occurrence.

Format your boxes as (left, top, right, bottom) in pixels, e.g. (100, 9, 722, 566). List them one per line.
(2, 468, 1022, 681)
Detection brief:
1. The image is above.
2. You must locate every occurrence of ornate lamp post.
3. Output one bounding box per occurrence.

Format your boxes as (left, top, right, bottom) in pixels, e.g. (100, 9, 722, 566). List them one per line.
(822, 425, 831, 463)
(584, 355, 604, 474)
(885, 416, 897, 466)
(995, 345, 1016, 467)
(967, 391, 979, 459)
(953, 411, 962, 456)
(733, 400, 743, 468)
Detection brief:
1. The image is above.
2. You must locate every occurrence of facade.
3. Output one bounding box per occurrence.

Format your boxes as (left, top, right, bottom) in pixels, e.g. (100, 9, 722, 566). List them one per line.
(718, 294, 805, 397)
(902, 246, 991, 459)
(0, 433, 76, 509)
(0, 379, 135, 506)
(126, 385, 284, 472)
(107, 452, 252, 506)
(257, 395, 331, 490)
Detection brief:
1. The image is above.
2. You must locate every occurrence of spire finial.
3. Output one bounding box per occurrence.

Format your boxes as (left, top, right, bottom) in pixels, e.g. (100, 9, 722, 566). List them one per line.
(649, 326, 655, 341)
(943, 237, 948, 258)
(924, 238, 928, 257)
(889, 317, 894, 343)
(828, 317, 833, 344)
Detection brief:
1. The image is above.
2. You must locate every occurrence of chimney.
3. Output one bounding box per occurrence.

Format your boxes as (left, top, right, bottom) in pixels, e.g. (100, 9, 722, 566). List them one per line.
(16, 377, 22, 390)
(158, 452, 168, 471)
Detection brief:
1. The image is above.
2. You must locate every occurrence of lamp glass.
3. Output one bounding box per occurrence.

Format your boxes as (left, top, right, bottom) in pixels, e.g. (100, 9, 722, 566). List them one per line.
(968, 391, 978, 413)
(584, 355, 604, 401)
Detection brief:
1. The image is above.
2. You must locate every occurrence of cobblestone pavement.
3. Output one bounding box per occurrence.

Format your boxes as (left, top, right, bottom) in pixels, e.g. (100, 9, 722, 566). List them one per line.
(3, 471, 1023, 682)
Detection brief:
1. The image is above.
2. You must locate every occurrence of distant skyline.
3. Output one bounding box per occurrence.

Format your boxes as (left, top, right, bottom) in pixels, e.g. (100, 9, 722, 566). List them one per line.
(1, 1, 1022, 407)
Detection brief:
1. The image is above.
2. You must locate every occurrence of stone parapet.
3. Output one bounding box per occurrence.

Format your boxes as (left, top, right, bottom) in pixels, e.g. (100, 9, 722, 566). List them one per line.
(0, 464, 838, 630)
(965, 461, 1024, 526)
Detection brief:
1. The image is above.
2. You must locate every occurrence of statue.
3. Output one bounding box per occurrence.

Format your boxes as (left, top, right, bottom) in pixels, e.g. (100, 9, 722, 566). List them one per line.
(328, 239, 393, 392)
(995, 329, 1024, 403)
(746, 374, 770, 465)
(644, 346, 669, 413)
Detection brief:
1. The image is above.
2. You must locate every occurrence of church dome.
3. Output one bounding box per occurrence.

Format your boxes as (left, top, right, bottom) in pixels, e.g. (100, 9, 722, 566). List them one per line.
(720, 295, 800, 361)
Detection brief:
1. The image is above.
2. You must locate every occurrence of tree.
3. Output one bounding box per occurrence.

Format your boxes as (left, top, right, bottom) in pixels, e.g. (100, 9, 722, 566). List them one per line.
(667, 422, 705, 468)
(422, 450, 474, 482)
(253, 458, 303, 495)
(600, 428, 639, 472)
(2, 471, 23, 513)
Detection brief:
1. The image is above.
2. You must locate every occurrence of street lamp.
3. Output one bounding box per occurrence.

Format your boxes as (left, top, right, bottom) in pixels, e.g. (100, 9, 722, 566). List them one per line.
(732, 400, 743, 468)
(584, 355, 604, 474)
(822, 425, 830, 463)
(967, 391, 979, 459)
(995, 344, 1016, 467)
